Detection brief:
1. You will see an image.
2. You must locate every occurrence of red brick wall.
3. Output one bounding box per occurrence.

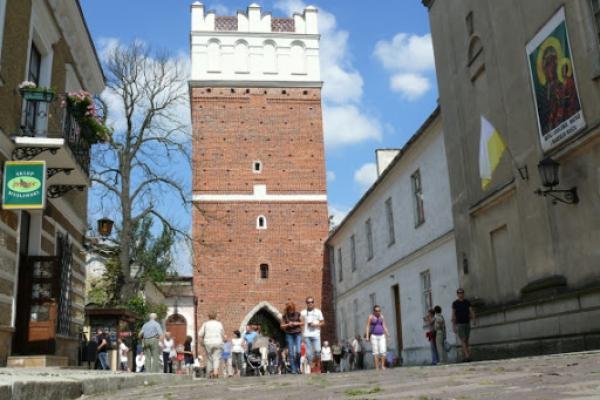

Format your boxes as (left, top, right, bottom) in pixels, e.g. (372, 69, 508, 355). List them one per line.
(191, 86, 334, 342)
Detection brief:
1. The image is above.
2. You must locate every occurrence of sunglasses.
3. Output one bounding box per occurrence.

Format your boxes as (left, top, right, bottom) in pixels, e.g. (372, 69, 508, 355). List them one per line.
(306, 301, 314, 304)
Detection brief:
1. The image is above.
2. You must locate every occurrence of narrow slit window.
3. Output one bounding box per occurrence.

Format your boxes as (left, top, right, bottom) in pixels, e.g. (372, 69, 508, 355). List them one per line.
(260, 264, 269, 279)
(257, 215, 267, 229)
(253, 161, 262, 173)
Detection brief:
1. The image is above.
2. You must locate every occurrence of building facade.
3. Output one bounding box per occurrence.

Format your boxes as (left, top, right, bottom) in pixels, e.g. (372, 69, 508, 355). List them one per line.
(424, 0, 600, 359)
(190, 3, 332, 343)
(327, 108, 461, 365)
(0, 0, 104, 366)
(158, 277, 197, 353)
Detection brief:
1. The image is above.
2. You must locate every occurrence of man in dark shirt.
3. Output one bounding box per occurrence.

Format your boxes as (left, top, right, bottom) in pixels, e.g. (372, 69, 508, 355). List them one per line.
(96, 329, 110, 370)
(452, 288, 475, 362)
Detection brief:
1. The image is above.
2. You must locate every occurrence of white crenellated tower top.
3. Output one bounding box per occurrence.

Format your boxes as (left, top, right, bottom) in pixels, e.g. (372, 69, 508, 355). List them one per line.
(190, 2, 321, 86)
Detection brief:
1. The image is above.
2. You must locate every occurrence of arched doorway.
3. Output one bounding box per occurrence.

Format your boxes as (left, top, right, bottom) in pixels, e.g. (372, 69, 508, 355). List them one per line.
(166, 314, 187, 346)
(248, 308, 285, 346)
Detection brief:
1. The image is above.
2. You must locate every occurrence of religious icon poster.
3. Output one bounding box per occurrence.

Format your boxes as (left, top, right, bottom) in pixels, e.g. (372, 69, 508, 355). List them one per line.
(526, 7, 585, 152)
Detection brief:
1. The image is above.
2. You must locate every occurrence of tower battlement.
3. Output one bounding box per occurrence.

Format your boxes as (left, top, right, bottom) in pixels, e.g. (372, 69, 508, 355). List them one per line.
(190, 2, 321, 85)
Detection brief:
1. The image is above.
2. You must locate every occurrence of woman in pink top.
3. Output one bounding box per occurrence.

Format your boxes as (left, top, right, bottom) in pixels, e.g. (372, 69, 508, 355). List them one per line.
(364, 305, 390, 370)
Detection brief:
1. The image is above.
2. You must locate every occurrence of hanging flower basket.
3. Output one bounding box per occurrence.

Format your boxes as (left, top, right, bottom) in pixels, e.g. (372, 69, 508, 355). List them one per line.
(65, 91, 112, 144)
(18, 81, 56, 103)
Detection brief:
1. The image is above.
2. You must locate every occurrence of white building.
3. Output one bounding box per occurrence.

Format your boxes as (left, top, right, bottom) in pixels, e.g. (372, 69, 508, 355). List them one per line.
(158, 277, 196, 350)
(327, 107, 460, 365)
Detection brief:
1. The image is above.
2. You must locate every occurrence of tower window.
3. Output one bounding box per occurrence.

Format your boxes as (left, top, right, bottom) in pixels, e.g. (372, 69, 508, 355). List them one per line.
(260, 264, 269, 279)
(253, 161, 262, 173)
(257, 215, 267, 229)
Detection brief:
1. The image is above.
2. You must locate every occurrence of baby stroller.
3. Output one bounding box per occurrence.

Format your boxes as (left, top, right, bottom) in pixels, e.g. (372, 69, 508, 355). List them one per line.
(244, 348, 264, 376)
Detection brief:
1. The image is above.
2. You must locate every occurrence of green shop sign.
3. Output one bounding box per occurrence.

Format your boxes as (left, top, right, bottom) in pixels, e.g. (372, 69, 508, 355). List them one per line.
(2, 161, 46, 210)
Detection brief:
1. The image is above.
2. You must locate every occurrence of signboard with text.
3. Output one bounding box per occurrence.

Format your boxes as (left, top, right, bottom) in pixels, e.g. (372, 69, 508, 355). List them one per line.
(2, 161, 47, 210)
(526, 7, 585, 152)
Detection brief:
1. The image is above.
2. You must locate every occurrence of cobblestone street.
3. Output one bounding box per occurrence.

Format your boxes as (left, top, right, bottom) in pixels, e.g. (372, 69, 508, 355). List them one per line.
(82, 351, 600, 400)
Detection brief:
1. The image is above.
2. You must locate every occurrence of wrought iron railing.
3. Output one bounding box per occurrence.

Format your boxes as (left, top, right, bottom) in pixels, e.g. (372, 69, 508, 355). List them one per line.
(63, 107, 91, 175)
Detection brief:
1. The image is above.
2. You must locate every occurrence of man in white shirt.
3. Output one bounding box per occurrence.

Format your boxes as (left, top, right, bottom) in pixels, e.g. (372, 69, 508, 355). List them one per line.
(300, 296, 324, 372)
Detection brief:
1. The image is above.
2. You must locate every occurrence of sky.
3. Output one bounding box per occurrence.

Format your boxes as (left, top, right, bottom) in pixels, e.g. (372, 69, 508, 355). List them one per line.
(80, 0, 439, 273)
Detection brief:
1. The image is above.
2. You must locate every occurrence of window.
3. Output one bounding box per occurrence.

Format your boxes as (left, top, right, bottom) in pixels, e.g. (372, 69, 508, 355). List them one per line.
(260, 264, 269, 279)
(337, 247, 343, 282)
(369, 293, 376, 311)
(421, 270, 432, 314)
(24, 44, 42, 133)
(365, 218, 374, 260)
(353, 298, 360, 336)
(0, 0, 6, 68)
(341, 306, 347, 339)
(411, 170, 425, 227)
(350, 234, 356, 271)
(256, 215, 267, 229)
(385, 197, 395, 246)
(253, 161, 262, 173)
(592, 0, 600, 45)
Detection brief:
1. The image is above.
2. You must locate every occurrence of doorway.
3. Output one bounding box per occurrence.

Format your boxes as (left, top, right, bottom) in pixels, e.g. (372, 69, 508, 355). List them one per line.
(247, 307, 285, 345)
(166, 314, 187, 346)
(391, 284, 403, 356)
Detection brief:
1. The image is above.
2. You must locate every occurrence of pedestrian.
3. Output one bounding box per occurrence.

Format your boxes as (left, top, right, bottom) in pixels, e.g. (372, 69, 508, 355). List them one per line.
(194, 354, 206, 378)
(424, 309, 439, 365)
(135, 351, 146, 373)
(301, 296, 325, 373)
(198, 311, 225, 378)
(433, 305, 448, 364)
(139, 313, 163, 373)
(452, 288, 475, 362)
(340, 340, 352, 372)
(300, 341, 310, 374)
(118, 338, 130, 372)
(221, 335, 233, 377)
(183, 335, 194, 375)
(96, 329, 110, 370)
(280, 301, 303, 374)
(231, 330, 245, 377)
(243, 325, 258, 352)
(162, 332, 175, 373)
(365, 305, 390, 371)
(267, 338, 278, 374)
(280, 347, 289, 374)
(321, 340, 333, 373)
(331, 340, 342, 372)
(351, 335, 363, 370)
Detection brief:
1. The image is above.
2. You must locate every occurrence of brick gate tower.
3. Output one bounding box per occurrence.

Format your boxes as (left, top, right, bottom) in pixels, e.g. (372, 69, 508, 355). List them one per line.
(189, 3, 332, 342)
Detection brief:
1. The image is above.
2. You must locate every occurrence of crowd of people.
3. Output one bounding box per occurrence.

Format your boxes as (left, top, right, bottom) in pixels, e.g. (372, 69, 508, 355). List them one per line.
(91, 289, 475, 375)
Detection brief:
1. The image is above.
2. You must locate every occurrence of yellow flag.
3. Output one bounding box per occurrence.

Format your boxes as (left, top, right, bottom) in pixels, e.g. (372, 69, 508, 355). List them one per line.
(479, 116, 507, 190)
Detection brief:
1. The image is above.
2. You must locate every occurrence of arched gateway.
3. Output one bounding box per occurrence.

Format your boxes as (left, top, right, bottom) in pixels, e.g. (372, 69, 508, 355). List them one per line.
(240, 302, 285, 345)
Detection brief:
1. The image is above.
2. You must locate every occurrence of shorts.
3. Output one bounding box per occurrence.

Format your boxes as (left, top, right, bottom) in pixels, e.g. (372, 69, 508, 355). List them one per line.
(457, 323, 471, 340)
(370, 334, 387, 356)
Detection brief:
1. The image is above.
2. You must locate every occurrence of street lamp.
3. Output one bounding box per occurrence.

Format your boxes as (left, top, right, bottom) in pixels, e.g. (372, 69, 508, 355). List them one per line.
(97, 218, 114, 238)
(534, 157, 578, 205)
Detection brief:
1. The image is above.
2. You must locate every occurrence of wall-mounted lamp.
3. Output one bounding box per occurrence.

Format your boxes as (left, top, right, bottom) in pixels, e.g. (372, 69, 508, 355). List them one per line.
(97, 217, 114, 237)
(534, 157, 579, 205)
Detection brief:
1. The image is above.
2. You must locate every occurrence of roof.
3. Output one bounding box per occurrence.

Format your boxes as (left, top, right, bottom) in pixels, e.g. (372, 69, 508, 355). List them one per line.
(326, 106, 441, 244)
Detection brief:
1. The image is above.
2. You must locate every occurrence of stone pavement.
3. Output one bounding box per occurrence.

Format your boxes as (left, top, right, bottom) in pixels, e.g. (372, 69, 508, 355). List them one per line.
(0, 368, 186, 400)
(81, 351, 600, 400)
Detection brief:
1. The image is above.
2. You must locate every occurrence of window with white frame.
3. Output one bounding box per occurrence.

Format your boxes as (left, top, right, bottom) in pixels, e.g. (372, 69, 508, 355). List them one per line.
(385, 197, 395, 246)
(412, 170, 425, 227)
(350, 234, 356, 271)
(421, 270, 432, 313)
(592, 0, 600, 45)
(365, 218, 374, 260)
(253, 160, 262, 173)
(337, 247, 343, 282)
(256, 215, 267, 229)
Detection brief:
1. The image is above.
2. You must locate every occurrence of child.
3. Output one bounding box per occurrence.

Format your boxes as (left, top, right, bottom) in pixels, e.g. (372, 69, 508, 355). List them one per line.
(320, 341, 333, 373)
(118, 338, 130, 372)
(135, 351, 145, 373)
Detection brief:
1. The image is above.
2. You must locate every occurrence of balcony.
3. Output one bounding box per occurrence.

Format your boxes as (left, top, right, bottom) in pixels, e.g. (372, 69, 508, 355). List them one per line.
(11, 98, 97, 198)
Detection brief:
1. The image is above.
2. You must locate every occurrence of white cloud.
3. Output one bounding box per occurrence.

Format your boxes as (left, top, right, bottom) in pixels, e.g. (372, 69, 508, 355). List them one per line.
(353, 163, 378, 190)
(390, 73, 431, 101)
(327, 170, 336, 182)
(323, 104, 382, 147)
(328, 204, 349, 226)
(374, 33, 434, 72)
(275, 0, 378, 146)
(374, 33, 435, 101)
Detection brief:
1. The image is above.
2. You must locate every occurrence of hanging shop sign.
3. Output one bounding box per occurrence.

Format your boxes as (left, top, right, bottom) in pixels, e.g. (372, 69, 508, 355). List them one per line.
(2, 160, 47, 210)
(526, 7, 585, 152)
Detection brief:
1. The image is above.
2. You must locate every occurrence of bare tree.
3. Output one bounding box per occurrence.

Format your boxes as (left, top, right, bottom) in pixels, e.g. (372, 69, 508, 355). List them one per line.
(91, 41, 190, 300)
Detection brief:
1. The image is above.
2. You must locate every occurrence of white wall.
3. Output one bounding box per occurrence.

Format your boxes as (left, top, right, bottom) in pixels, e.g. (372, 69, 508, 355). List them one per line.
(190, 3, 320, 83)
(329, 114, 460, 365)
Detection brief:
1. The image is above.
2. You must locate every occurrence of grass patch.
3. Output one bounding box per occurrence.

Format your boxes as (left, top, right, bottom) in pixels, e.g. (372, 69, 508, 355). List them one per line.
(344, 386, 383, 396)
